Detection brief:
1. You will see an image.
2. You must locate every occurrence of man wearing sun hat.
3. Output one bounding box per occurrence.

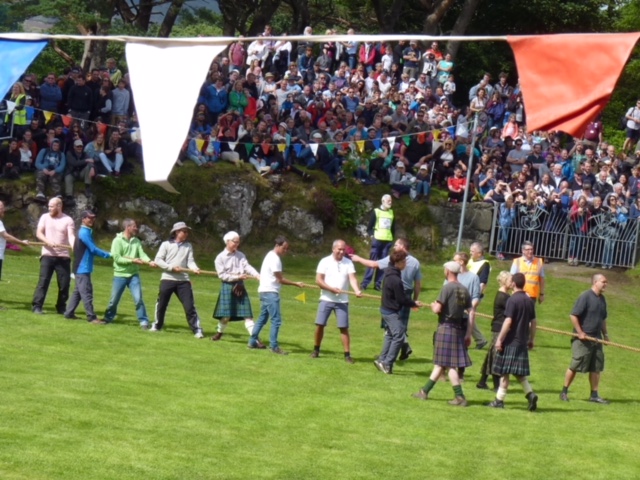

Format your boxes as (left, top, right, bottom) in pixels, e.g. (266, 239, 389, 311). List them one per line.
(64, 210, 110, 324)
(151, 221, 204, 338)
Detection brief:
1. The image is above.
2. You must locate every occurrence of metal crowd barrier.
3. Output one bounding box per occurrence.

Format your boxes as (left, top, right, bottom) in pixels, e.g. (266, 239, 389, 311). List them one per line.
(488, 202, 640, 268)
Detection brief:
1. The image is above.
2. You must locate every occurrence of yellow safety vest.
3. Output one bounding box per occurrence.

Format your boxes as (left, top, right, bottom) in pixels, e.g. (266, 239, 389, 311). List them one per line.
(5, 94, 27, 126)
(374, 208, 394, 241)
(514, 257, 543, 299)
(467, 258, 488, 275)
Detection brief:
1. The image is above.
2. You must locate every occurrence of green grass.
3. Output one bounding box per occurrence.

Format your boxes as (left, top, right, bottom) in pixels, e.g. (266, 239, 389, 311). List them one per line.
(1, 251, 639, 479)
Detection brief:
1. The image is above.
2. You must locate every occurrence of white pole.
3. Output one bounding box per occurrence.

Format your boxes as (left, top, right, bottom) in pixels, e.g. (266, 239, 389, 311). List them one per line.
(456, 112, 480, 252)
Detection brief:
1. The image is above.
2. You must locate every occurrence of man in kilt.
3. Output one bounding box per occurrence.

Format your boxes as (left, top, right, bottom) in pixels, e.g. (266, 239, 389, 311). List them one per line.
(413, 261, 473, 407)
(211, 231, 262, 345)
(487, 272, 538, 410)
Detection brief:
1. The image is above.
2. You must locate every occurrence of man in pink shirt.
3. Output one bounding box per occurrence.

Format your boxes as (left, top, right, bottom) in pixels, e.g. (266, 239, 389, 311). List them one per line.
(32, 196, 76, 314)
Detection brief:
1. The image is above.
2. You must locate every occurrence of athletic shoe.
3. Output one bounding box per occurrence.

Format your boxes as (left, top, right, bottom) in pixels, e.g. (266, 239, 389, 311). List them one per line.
(476, 382, 490, 390)
(194, 331, 205, 339)
(589, 396, 610, 405)
(373, 360, 390, 374)
(344, 356, 355, 364)
(448, 396, 468, 407)
(150, 326, 160, 332)
(90, 319, 106, 325)
(32, 307, 44, 315)
(140, 323, 150, 330)
(248, 342, 267, 350)
(412, 389, 429, 400)
(310, 350, 319, 358)
(559, 392, 569, 402)
(527, 392, 539, 411)
(64, 314, 79, 320)
(486, 399, 504, 408)
(475, 340, 488, 350)
(270, 347, 289, 355)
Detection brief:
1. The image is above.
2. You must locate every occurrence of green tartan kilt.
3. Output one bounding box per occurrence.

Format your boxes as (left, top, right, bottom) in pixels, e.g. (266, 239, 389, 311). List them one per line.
(213, 282, 253, 320)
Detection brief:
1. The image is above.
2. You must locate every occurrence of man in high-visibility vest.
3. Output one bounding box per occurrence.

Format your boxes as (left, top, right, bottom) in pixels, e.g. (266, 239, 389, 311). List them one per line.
(361, 194, 395, 291)
(510, 241, 545, 304)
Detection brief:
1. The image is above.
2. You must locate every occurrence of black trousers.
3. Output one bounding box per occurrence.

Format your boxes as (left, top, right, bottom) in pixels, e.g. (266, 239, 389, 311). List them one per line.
(32, 256, 71, 312)
(65, 273, 97, 320)
(153, 280, 202, 333)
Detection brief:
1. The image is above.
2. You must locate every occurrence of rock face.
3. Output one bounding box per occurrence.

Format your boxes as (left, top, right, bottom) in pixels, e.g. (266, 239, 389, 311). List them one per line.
(428, 202, 495, 248)
(137, 224, 162, 248)
(118, 199, 178, 228)
(217, 182, 257, 236)
(278, 207, 324, 244)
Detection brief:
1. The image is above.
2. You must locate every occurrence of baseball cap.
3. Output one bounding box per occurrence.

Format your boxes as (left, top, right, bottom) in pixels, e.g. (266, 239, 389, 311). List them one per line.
(396, 161, 405, 168)
(312, 132, 323, 139)
(419, 164, 428, 170)
(74, 139, 84, 147)
(80, 210, 96, 219)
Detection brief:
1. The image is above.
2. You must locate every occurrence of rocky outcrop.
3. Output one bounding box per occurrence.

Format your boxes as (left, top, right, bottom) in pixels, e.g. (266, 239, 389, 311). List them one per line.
(216, 182, 257, 236)
(118, 198, 178, 228)
(278, 207, 324, 244)
(428, 202, 495, 247)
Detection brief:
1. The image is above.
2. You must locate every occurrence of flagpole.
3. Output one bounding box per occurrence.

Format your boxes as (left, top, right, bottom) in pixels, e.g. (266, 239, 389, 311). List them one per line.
(456, 112, 480, 252)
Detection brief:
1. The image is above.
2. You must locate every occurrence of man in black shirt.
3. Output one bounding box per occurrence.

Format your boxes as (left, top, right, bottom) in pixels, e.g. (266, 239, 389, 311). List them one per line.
(560, 274, 610, 404)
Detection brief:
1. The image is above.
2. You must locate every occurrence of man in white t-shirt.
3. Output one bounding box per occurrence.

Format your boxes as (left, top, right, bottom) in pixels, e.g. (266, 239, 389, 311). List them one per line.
(249, 236, 303, 355)
(311, 239, 362, 363)
(0, 200, 29, 282)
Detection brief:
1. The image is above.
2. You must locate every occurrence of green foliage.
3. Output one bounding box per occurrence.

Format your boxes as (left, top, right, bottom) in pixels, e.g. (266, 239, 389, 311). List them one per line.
(170, 7, 224, 37)
(329, 186, 365, 229)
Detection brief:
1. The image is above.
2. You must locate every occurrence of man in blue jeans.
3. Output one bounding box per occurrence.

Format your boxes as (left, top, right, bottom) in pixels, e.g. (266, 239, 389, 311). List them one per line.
(104, 219, 157, 328)
(249, 236, 303, 355)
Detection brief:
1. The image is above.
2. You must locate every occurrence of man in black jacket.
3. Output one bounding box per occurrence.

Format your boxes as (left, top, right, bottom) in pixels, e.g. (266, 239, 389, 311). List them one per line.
(374, 249, 423, 374)
(67, 74, 93, 127)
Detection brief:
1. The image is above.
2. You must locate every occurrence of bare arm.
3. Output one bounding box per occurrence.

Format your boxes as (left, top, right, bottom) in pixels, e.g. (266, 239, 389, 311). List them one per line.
(528, 318, 537, 349)
(413, 279, 421, 301)
(275, 271, 303, 288)
(0, 231, 28, 246)
(349, 254, 378, 269)
(348, 272, 363, 297)
(569, 314, 585, 340)
(316, 272, 340, 295)
(495, 317, 513, 351)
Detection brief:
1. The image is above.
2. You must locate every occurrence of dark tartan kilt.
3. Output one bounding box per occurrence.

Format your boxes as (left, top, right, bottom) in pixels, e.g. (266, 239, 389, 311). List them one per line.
(213, 282, 253, 320)
(493, 345, 530, 377)
(433, 323, 472, 368)
(481, 331, 500, 376)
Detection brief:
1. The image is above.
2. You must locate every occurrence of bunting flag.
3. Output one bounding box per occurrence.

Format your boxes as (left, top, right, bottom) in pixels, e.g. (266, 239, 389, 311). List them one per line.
(261, 141, 270, 155)
(508, 33, 640, 136)
(310, 143, 319, 156)
(403, 136, 411, 146)
(388, 136, 396, 150)
(97, 121, 108, 136)
(228, 141, 237, 151)
(286, 133, 291, 146)
(356, 140, 365, 153)
(245, 143, 254, 156)
(43, 110, 53, 123)
(61, 115, 72, 127)
(25, 106, 34, 119)
(0, 39, 47, 98)
(213, 141, 221, 154)
(417, 132, 427, 144)
(326, 143, 335, 154)
(433, 141, 442, 153)
(126, 42, 228, 192)
(5, 100, 15, 114)
(295, 292, 306, 304)
(277, 143, 287, 152)
(373, 139, 381, 149)
(433, 129, 441, 141)
(447, 126, 456, 138)
(195, 138, 205, 152)
(293, 144, 303, 156)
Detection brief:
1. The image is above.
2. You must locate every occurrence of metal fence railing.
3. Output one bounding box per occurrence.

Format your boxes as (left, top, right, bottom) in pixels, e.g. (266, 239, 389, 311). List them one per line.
(488, 202, 640, 268)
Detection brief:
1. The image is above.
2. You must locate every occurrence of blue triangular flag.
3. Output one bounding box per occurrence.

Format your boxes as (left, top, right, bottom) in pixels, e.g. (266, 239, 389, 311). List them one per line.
(0, 40, 47, 98)
(373, 139, 381, 149)
(294, 144, 303, 156)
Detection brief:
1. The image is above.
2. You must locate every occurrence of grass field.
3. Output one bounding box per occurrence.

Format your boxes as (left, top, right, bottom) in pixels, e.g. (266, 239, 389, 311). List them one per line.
(1, 248, 639, 480)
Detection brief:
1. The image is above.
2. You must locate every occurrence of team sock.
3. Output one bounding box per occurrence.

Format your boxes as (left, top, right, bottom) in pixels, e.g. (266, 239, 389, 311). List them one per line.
(453, 385, 465, 399)
(344, 351, 350, 358)
(562, 386, 569, 394)
(519, 378, 533, 395)
(423, 379, 436, 393)
(591, 390, 599, 398)
(497, 387, 507, 401)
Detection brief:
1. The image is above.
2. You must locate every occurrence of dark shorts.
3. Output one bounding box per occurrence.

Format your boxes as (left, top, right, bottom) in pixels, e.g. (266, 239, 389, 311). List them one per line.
(626, 127, 640, 141)
(569, 339, 604, 373)
(315, 301, 349, 328)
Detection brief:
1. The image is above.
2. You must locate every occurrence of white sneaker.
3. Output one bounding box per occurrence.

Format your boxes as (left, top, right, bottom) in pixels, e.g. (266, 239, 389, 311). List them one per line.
(150, 325, 159, 332)
(194, 331, 204, 339)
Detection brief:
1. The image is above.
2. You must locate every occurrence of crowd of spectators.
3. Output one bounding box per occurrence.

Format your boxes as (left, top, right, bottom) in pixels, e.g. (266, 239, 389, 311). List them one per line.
(2, 28, 640, 266)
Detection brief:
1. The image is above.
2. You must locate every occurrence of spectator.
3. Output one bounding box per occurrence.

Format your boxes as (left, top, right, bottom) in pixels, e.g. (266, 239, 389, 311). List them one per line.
(111, 79, 131, 125)
(0, 139, 21, 180)
(106, 58, 123, 85)
(389, 162, 416, 199)
(64, 139, 96, 199)
(39, 73, 62, 114)
(447, 165, 467, 203)
(34, 138, 66, 201)
(67, 74, 93, 126)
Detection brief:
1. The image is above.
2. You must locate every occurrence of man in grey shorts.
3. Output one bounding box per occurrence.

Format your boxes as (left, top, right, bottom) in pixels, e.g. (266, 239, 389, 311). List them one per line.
(311, 239, 362, 363)
(560, 274, 610, 404)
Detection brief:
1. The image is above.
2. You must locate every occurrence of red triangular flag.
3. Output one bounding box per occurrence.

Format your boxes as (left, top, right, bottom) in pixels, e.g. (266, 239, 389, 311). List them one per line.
(262, 141, 270, 155)
(508, 33, 640, 136)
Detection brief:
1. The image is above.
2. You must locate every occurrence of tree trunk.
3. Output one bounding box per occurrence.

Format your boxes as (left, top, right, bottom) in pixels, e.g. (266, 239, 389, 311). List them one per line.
(247, 0, 282, 36)
(446, 0, 483, 59)
(422, 0, 456, 35)
(158, 0, 186, 38)
(371, 0, 405, 33)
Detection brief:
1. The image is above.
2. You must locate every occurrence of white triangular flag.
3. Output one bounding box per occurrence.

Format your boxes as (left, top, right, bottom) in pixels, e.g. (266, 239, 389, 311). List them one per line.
(388, 136, 396, 151)
(310, 143, 319, 156)
(432, 140, 442, 153)
(6, 100, 15, 114)
(228, 142, 237, 151)
(126, 42, 228, 192)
